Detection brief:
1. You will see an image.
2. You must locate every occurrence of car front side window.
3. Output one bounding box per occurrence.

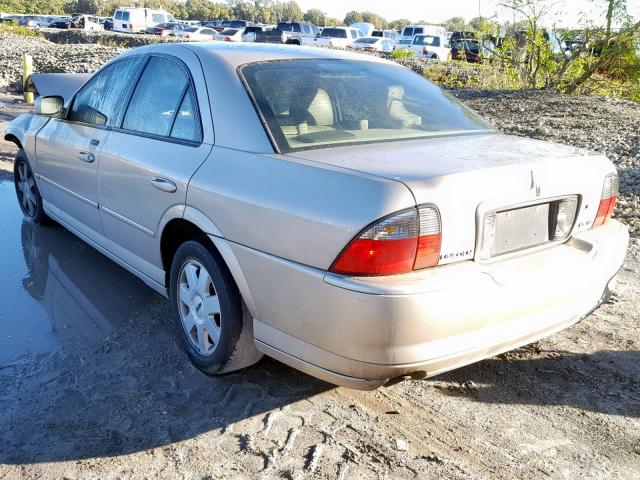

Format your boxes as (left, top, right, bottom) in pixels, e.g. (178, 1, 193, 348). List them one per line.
(122, 56, 199, 142)
(68, 57, 141, 127)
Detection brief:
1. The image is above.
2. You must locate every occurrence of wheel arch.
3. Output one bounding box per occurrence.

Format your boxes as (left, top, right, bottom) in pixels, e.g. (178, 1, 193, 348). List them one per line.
(158, 209, 259, 319)
(4, 133, 23, 150)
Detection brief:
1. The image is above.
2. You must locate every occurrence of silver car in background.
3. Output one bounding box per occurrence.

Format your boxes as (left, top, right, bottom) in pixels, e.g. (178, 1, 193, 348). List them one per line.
(5, 44, 628, 389)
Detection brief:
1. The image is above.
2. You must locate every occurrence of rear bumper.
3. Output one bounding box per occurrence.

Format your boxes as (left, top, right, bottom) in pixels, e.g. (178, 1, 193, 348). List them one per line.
(227, 220, 629, 390)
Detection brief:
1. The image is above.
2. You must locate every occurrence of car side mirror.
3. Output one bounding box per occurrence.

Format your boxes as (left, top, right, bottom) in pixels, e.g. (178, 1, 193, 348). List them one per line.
(35, 95, 64, 117)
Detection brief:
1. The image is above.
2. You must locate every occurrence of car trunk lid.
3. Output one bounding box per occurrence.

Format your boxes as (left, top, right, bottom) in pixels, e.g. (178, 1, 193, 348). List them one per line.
(287, 133, 616, 265)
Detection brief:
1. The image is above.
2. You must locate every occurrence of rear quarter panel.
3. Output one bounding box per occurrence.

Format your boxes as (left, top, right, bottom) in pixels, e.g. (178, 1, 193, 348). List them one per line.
(187, 146, 416, 269)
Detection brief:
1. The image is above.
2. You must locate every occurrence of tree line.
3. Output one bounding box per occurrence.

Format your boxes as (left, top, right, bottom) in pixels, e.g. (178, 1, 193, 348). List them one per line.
(0, 0, 488, 30)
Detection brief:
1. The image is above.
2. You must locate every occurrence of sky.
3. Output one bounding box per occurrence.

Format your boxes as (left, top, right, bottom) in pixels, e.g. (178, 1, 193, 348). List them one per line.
(295, 0, 640, 28)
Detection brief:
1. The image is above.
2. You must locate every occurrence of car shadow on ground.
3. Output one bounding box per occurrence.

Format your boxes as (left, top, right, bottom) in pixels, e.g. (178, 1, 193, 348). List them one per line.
(431, 348, 640, 418)
(0, 220, 332, 464)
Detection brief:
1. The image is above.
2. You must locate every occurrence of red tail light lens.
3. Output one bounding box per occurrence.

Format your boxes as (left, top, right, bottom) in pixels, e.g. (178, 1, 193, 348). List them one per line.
(593, 173, 619, 227)
(423, 47, 429, 55)
(330, 206, 441, 276)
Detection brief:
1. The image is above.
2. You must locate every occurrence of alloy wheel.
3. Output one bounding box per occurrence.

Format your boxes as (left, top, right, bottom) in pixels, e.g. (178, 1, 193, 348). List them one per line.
(16, 160, 37, 218)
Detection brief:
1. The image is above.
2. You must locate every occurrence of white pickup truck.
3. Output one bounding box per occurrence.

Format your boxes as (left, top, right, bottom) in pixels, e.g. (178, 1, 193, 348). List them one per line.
(405, 33, 450, 62)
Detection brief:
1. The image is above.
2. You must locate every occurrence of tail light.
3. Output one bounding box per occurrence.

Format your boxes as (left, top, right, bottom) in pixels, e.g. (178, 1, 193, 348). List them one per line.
(552, 196, 579, 240)
(423, 47, 429, 55)
(330, 206, 441, 276)
(225, 36, 231, 41)
(593, 172, 619, 227)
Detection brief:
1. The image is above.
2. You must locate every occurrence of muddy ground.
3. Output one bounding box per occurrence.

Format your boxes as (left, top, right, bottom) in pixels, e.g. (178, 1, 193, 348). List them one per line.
(0, 93, 639, 479)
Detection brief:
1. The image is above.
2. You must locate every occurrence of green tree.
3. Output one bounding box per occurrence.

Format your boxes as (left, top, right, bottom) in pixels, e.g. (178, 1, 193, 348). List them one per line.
(303, 7, 325, 26)
(343, 10, 363, 25)
(388, 18, 410, 31)
(443, 16, 466, 32)
(271, 0, 302, 22)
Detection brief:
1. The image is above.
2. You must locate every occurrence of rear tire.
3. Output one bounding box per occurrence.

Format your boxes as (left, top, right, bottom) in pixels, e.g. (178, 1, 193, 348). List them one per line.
(14, 149, 49, 225)
(169, 240, 263, 374)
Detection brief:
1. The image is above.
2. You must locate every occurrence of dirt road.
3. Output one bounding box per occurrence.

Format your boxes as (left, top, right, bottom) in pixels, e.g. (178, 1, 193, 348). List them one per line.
(0, 94, 638, 479)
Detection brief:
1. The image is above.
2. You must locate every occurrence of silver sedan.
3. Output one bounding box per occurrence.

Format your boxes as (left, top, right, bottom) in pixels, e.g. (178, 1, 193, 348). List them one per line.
(6, 43, 629, 389)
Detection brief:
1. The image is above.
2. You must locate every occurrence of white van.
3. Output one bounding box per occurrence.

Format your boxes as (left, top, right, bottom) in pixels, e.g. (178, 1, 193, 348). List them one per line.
(112, 8, 176, 33)
(399, 24, 446, 46)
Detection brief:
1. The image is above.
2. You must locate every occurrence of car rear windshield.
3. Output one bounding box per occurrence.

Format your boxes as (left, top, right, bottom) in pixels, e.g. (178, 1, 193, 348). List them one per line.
(219, 28, 238, 35)
(320, 28, 347, 39)
(277, 22, 300, 32)
(354, 38, 378, 44)
(239, 59, 491, 153)
(185, 27, 199, 32)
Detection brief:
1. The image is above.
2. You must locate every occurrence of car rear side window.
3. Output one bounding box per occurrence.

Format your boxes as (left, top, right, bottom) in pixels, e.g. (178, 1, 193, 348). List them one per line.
(170, 88, 201, 142)
(122, 56, 200, 142)
(68, 57, 140, 127)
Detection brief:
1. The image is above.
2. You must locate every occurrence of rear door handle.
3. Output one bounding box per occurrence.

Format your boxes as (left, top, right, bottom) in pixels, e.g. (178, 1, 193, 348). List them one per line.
(150, 177, 177, 193)
(77, 151, 95, 163)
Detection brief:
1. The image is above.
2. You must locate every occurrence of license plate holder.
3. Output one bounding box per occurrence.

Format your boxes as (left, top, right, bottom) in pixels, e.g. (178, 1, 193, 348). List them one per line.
(494, 203, 550, 255)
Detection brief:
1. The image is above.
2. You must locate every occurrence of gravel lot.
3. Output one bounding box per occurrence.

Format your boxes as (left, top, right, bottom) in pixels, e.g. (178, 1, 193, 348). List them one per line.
(0, 39, 639, 479)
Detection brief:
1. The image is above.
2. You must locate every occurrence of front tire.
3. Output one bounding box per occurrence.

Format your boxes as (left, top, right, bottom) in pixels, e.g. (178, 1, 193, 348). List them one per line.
(14, 149, 48, 225)
(169, 240, 262, 374)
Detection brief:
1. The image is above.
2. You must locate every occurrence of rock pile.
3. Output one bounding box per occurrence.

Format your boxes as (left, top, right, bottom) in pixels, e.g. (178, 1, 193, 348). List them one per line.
(0, 32, 124, 91)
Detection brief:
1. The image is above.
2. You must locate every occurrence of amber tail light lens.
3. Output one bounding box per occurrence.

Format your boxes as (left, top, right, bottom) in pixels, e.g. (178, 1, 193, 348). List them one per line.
(330, 206, 441, 277)
(593, 173, 619, 227)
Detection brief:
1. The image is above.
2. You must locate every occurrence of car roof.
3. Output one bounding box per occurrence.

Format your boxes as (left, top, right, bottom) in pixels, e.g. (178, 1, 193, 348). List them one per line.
(136, 42, 394, 70)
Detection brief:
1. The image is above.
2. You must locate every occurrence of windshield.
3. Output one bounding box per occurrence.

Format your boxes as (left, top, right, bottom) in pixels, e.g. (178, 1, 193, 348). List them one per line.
(219, 28, 238, 35)
(277, 22, 300, 32)
(185, 27, 199, 32)
(320, 28, 347, 39)
(240, 59, 491, 153)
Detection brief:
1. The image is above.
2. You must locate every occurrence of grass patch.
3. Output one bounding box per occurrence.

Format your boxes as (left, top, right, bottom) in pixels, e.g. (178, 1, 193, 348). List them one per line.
(0, 23, 44, 38)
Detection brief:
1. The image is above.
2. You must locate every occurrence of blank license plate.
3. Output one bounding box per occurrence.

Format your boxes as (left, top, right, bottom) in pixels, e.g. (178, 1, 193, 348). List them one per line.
(494, 203, 550, 255)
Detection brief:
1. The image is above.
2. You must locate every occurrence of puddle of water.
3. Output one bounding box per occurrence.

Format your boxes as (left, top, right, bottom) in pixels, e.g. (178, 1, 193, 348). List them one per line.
(0, 178, 161, 364)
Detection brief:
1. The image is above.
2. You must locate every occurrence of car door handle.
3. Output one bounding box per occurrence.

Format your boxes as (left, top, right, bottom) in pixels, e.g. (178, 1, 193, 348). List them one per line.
(150, 177, 177, 193)
(77, 151, 95, 163)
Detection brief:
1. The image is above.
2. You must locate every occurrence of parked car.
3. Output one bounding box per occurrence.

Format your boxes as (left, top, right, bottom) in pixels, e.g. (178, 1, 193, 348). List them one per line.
(372, 29, 400, 42)
(103, 17, 113, 31)
(113, 7, 176, 33)
(451, 38, 485, 63)
(398, 24, 446, 46)
(71, 14, 102, 31)
(176, 26, 217, 41)
(348, 36, 395, 53)
(221, 20, 252, 29)
(6, 44, 628, 390)
(242, 25, 273, 42)
(19, 16, 38, 28)
(214, 28, 244, 42)
(406, 33, 450, 61)
(146, 22, 185, 36)
(314, 27, 365, 48)
(50, 17, 72, 29)
(254, 22, 319, 45)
